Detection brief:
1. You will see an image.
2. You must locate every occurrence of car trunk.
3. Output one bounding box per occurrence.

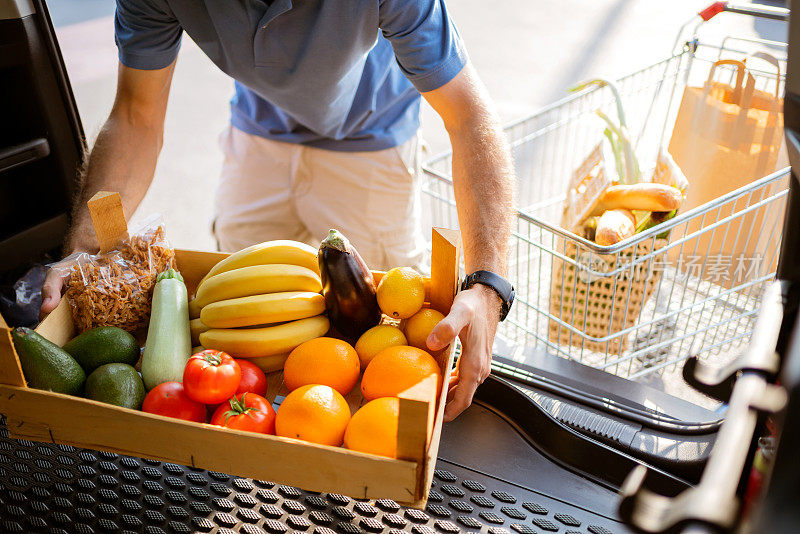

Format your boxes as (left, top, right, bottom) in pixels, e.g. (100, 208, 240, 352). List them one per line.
(0, 1, 798, 533)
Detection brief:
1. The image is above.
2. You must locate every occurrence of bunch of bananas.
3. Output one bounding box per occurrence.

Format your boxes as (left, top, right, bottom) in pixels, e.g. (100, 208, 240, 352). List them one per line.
(189, 241, 329, 372)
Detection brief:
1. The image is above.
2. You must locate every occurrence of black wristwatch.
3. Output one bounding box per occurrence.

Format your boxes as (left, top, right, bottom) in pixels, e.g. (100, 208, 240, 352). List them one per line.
(461, 270, 515, 321)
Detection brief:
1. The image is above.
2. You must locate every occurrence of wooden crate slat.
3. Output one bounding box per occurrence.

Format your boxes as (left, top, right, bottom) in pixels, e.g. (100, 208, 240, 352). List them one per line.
(175, 249, 230, 295)
(0, 325, 25, 387)
(34, 299, 75, 347)
(409, 227, 461, 504)
(429, 228, 461, 317)
(396, 373, 438, 467)
(0, 384, 420, 502)
(411, 346, 456, 507)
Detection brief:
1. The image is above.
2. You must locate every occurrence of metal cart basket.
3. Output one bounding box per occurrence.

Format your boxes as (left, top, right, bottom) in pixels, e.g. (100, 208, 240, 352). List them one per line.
(422, 5, 789, 386)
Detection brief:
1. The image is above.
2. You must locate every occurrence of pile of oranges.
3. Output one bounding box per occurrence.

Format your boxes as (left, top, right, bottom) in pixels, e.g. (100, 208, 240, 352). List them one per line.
(274, 266, 446, 458)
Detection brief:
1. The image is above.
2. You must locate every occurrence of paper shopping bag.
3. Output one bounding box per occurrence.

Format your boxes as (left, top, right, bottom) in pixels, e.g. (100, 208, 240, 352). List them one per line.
(667, 55, 785, 288)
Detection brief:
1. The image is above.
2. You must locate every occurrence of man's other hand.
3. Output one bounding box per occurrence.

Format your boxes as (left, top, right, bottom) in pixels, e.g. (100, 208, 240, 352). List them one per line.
(426, 284, 501, 421)
(40, 267, 69, 319)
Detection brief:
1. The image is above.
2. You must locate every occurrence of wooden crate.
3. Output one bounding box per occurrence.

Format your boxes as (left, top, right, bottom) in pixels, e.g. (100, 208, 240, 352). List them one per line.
(0, 194, 461, 507)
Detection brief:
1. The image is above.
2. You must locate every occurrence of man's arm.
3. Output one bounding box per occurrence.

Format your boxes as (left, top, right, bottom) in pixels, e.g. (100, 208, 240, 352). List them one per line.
(422, 62, 516, 421)
(40, 61, 177, 315)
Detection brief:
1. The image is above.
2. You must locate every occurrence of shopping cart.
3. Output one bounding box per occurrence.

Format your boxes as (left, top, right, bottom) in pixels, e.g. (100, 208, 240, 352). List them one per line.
(422, 3, 789, 389)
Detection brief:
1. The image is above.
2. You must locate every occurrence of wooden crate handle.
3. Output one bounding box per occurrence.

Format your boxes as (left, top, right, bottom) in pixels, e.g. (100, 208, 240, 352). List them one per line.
(87, 191, 129, 253)
(429, 228, 461, 315)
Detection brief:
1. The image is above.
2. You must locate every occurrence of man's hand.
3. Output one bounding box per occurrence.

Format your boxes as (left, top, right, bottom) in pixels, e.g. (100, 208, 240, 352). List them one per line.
(40, 247, 85, 318)
(40, 269, 68, 319)
(422, 62, 516, 420)
(427, 284, 501, 421)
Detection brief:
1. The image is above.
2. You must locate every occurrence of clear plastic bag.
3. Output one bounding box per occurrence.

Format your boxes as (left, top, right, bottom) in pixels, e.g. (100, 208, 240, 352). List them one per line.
(49, 215, 176, 333)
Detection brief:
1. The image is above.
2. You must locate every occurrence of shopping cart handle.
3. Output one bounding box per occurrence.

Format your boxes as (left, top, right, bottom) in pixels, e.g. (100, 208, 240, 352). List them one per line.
(699, 1, 789, 22)
(698, 1, 726, 22)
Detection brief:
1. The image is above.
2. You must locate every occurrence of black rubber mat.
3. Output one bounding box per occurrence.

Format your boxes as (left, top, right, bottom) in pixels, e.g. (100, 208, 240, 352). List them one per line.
(0, 402, 625, 534)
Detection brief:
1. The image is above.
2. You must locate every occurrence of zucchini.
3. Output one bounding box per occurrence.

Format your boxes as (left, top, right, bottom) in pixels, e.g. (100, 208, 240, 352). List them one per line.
(141, 268, 192, 390)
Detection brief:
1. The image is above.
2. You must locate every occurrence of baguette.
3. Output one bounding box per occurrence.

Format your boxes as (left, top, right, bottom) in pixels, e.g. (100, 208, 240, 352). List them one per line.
(595, 209, 636, 246)
(595, 183, 682, 213)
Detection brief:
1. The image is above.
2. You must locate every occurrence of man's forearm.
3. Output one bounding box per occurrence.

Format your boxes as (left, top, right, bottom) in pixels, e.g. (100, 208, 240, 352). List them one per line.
(448, 105, 515, 276)
(66, 113, 163, 254)
(429, 80, 515, 419)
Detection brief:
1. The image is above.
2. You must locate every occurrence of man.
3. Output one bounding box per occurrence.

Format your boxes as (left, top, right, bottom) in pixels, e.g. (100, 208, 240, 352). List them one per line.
(41, 0, 516, 421)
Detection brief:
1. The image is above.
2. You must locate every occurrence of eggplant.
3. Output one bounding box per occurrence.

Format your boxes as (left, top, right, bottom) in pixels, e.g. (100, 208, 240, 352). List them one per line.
(318, 229, 381, 342)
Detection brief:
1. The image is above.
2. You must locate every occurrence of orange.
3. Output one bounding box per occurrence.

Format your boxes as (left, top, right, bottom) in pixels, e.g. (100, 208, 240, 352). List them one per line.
(361, 345, 441, 401)
(344, 397, 399, 458)
(403, 308, 445, 351)
(377, 267, 425, 319)
(275, 384, 351, 446)
(283, 337, 360, 395)
(354, 325, 407, 369)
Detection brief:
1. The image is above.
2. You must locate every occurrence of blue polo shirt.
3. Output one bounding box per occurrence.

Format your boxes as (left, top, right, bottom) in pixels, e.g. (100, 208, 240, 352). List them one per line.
(114, 0, 467, 151)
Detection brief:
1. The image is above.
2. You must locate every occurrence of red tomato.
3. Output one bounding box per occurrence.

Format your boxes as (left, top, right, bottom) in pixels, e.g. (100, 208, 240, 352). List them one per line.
(183, 350, 241, 404)
(235, 359, 268, 397)
(142, 382, 206, 423)
(206, 361, 268, 415)
(211, 393, 276, 434)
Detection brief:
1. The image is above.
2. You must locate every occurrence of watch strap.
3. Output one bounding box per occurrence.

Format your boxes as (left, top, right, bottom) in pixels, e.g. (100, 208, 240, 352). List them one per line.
(461, 270, 515, 321)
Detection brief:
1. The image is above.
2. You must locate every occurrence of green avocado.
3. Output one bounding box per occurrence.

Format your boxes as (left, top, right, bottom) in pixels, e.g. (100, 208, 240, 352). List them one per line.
(11, 327, 86, 396)
(84, 363, 146, 410)
(63, 326, 140, 374)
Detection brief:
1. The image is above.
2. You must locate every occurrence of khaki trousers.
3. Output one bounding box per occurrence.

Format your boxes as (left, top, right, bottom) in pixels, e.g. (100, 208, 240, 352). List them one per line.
(213, 125, 427, 272)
